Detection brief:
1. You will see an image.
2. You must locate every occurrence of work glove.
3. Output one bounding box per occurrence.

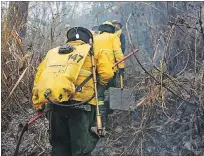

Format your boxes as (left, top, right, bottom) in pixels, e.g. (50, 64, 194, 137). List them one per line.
(119, 68, 125, 77)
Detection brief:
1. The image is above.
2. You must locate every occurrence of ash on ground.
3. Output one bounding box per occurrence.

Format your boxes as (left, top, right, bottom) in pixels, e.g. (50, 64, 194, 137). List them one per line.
(2, 99, 204, 156)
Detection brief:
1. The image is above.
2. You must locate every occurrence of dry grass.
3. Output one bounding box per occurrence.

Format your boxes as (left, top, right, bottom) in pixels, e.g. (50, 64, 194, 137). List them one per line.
(1, 15, 38, 131)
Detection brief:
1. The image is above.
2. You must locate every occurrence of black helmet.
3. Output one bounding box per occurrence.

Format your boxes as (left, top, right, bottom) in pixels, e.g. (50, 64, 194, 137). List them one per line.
(98, 21, 115, 34)
(66, 27, 93, 43)
(92, 25, 99, 31)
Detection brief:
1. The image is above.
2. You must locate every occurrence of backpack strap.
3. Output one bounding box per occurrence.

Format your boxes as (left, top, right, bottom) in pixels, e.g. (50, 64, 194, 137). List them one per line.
(46, 93, 95, 107)
(75, 74, 92, 92)
(75, 47, 94, 92)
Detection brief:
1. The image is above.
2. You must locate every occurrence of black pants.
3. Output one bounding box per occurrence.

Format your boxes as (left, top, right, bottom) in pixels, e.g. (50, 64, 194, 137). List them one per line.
(46, 103, 99, 156)
(105, 73, 117, 114)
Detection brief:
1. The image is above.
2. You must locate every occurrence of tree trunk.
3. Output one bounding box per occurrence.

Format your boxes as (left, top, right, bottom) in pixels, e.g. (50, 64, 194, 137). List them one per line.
(8, 1, 29, 38)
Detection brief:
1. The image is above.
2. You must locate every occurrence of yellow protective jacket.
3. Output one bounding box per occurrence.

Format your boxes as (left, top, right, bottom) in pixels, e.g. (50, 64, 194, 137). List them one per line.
(94, 32, 125, 72)
(32, 40, 114, 110)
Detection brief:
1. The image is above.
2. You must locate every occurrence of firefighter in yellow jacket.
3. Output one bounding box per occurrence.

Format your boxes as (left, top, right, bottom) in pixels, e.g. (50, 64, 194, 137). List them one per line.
(32, 27, 114, 156)
(112, 20, 126, 54)
(94, 21, 125, 124)
(94, 21, 125, 75)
